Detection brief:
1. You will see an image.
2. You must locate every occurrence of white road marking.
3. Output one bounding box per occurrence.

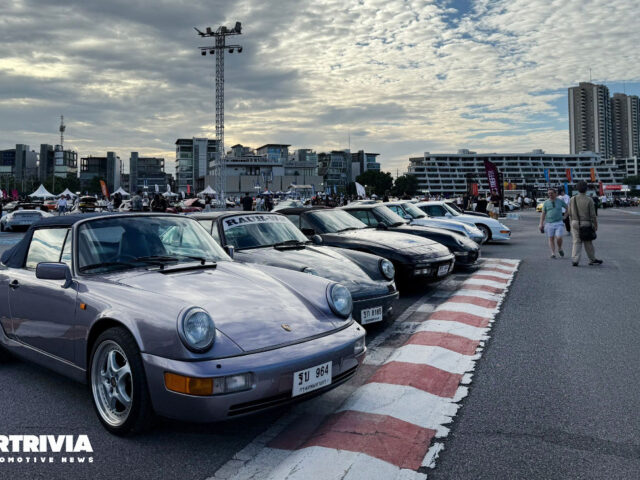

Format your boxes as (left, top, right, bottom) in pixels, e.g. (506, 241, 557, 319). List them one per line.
(384, 344, 476, 375)
(473, 269, 514, 279)
(450, 289, 503, 301)
(434, 301, 497, 317)
(463, 278, 508, 289)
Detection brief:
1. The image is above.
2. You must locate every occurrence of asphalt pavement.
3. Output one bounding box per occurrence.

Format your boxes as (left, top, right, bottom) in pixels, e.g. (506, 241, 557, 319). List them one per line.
(429, 207, 640, 479)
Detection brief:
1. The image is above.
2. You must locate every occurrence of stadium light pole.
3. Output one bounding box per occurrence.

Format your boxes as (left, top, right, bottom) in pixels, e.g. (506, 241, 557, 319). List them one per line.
(195, 22, 243, 205)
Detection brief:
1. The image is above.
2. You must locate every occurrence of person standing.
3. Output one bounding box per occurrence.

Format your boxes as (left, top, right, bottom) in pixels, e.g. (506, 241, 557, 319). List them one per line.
(131, 190, 143, 212)
(539, 188, 567, 258)
(57, 195, 68, 216)
(560, 190, 571, 235)
(241, 192, 253, 211)
(568, 181, 602, 266)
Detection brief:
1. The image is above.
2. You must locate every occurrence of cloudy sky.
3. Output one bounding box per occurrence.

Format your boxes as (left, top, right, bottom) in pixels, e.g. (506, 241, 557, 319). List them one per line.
(1, 0, 640, 175)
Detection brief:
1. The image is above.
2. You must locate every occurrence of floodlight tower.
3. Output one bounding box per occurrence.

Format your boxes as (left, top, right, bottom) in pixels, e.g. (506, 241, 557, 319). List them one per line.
(195, 22, 243, 203)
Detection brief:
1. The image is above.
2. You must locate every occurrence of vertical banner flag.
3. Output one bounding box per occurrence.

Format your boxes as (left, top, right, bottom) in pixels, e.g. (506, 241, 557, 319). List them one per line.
(543, 169, 550, 183)
(12, 189, 18, 200)
(565, 168, 572, 182)
(355, 182, 366, 197)
(483, 159, 500, 196)
(471, 183, 478, 196)
(187, 184, 191, 194)
(590, 168, 596, 182)
(564, 182, 569, 194)
(99, 180, 109, 199)
(155, 184, 159, 193)
(599, 182, 604, 196)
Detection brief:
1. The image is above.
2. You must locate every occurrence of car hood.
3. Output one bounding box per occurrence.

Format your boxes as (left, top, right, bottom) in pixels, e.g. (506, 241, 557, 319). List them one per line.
(323, 229, 450, 258)
(234, 246, 386, 297)
(453, 214, 504, 228)
(411, 217, 469, 230)
(106, 262, 343, 352)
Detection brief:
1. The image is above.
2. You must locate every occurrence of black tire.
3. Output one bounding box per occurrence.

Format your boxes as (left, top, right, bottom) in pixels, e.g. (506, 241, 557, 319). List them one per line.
(0, 344, 12, 362)
(89, 327, 155, 435)
(477, 224, 491, 244)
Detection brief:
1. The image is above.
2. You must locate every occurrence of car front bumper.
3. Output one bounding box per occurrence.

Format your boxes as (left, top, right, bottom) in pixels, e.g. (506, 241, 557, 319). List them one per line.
(141, 321, 366, 422)
(490, 227, 511, 241)
(454, 249, 480, 267)
(396, 254, 456, 280)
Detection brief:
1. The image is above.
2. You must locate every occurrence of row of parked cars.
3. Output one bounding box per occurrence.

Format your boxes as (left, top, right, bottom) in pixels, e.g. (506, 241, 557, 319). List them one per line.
(0, 200, 510, 435)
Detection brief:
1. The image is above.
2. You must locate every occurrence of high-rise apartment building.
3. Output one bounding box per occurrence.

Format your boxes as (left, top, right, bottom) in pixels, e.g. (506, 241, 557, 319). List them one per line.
(175, 138, 219, 193)
(129, 152, 166, 193)
(39, 144, 78, 182)
(79, 152, 121, 193)
(610, 93, 640, 158)
(568, 82, 613, 157)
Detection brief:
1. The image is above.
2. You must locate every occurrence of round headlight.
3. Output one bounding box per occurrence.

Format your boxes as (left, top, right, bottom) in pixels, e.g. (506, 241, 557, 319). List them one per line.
(326, 284, 353, 318)
(379, 259, 395, 280)
(179, 307, 215, 352)
(303, 267, 319, 276)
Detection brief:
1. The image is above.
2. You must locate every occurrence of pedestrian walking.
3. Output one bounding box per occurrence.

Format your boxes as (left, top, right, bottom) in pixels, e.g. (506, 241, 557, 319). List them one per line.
(241, 192, 253, 211)
(539, 188, 567, 258)
(568, 181, 603, 267)
(560, 190, 571, 235)
(131, 190, 143, 212)
(57, 195, 68, 216)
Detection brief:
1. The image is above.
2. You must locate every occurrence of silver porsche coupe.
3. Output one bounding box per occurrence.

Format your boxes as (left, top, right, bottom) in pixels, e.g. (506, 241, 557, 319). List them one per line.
(0, 213, 366, 435)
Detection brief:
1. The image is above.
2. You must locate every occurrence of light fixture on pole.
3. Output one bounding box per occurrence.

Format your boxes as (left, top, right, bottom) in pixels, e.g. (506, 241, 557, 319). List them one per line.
(195, 22, 243, 206)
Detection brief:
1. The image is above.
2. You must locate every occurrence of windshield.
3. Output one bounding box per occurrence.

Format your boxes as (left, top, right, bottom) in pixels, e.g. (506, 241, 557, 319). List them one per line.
(308, 210, 367, 233)
(400, 203, 426, 219)
(221, 214, 308, 249)
(446, 202, 464, 213)
(442, 203, 461, 216)
(77, 216, 229, 274)
(373, 206, 408, 226)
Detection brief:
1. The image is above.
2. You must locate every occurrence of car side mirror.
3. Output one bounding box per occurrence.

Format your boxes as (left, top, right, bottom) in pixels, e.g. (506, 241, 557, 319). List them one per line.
(301, 227, 315, 236)
(223, 245, 235, 259)
(311, 234, 323, 245)
(36, 262, 73, 289)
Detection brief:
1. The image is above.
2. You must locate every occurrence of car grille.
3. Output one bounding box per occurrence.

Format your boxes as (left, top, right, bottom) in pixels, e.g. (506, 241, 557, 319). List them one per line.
(227, 365, 358, 416)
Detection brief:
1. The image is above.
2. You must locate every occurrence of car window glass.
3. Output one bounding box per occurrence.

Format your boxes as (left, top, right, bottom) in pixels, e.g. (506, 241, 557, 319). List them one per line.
(300, 216, 313, 229)
(25, 228, 68, 269)
(426, 205, 446, 216)
(286, 214, 300, 227)
(388, 205, 402, 215)
(349, 210, 372, 225)
(221, 215, 307, 249)
(197, 219, 213, 234)
(210, 221, 221, 244)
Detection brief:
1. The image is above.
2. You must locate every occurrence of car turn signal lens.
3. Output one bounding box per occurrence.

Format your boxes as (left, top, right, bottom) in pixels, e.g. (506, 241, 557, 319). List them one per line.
(164, 373, 213, 396)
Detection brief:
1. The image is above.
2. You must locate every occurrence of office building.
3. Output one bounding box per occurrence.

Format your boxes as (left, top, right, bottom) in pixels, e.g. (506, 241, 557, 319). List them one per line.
(318, 150, 352, 193)
(39, 144, 78, 182)
(351, 150, 381, 179)
(79, 152, 121, 193)
(610, 93, 640, 158)
(176, 138, 219, 193)
(568, 82, 613, 157)
(129, 152, 166, 193)
(406, 149, 633, 196)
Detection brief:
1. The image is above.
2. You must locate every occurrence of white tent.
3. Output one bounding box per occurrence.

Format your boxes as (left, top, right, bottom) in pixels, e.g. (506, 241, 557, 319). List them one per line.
(163, 190, 179, 197)
(113, 187, 130, 197)
(198, 185, 217, 196)
(29, 184, 55, 199)
(58, 188, 77, 198)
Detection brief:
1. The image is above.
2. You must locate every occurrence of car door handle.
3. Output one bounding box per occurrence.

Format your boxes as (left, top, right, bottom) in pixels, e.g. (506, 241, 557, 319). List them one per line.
(9, 280, 19, 289)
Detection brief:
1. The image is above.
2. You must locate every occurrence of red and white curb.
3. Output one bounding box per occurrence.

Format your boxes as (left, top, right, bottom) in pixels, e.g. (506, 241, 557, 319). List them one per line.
(210, 258, 520, 480)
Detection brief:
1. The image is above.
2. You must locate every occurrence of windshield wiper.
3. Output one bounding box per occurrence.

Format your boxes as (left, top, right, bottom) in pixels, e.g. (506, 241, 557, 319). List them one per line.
(273, 239, 307, 249)
(390, 222, 406, 227)
(337, 227, 359, 232)
(135, 255, 210, 266)
(79, 261, 137, 272)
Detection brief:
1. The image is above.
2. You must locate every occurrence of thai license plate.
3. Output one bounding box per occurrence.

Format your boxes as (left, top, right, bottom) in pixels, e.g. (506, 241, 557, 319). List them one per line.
(292, 361, 332, 397)
(360, 306, 383, 325)
(437, 264, 450, 276)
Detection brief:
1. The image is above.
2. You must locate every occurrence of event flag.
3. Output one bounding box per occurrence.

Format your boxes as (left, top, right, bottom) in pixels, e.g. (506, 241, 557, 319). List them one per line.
(565, 168, 572, 182)
(564, 182, 569, 194)
(483, 159, 500, 196)
(590, 168, 596, 182)
(99, 180, 109, 199)
(543, 169, 550, 183)
(355, 182, 366, 197)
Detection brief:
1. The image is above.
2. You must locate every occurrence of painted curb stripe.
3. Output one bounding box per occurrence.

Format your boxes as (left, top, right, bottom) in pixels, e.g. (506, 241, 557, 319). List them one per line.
(337, 382, 460, 434)
(447, 295, 498, 309)
(384, 344, 476, 375)
(470, 274, 510, 284)
(416, 320, 488, 341)
(434, 301, 497, 317)
(427, 310, 492, 328)
(477, 266, 515, 275)
(367, 361, 463, 398)
(406, 331, 480, 355)
(463, 278, 508, 289)
(458, 282, 505, 294)
(301, 410, 436, 470)
(452, 289, 503, 301)
(473, 269, 514, 279)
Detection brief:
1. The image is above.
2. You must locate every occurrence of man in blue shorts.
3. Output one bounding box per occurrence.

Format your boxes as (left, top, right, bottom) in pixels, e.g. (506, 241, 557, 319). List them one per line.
(539, 188, 567, 258)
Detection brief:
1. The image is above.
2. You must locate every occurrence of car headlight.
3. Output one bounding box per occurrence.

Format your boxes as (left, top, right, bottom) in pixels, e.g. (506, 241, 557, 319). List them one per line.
(379, 259, 395, 280)
(303, 267, 319, 276)
(179, 307, 215, 352)
(326, 284, 353, 318)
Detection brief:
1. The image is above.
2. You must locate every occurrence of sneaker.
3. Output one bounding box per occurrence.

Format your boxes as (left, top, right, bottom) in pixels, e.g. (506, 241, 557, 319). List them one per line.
(559, 250, 564, 257)
(550, 254, 556, 259)
(589, 259, 603, 265)
(572, 262, 578, 267)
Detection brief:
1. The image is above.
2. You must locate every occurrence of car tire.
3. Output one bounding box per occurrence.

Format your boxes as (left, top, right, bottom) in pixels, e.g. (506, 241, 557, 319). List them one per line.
(477, 224, 491, 244)
(89, 327, 154, 435)
(0, 344, 12, 362)
(0, 223, 4, 232)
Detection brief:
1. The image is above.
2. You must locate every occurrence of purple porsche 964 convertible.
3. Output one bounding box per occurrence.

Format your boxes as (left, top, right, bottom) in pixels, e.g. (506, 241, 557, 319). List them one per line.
(0, 213, 366, 434)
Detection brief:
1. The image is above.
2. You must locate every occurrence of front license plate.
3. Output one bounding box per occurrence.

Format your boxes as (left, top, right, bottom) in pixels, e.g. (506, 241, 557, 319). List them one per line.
(360, 306, 383, 325)
(292, 361, 332, 397)
(437, 264, 450, 276)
